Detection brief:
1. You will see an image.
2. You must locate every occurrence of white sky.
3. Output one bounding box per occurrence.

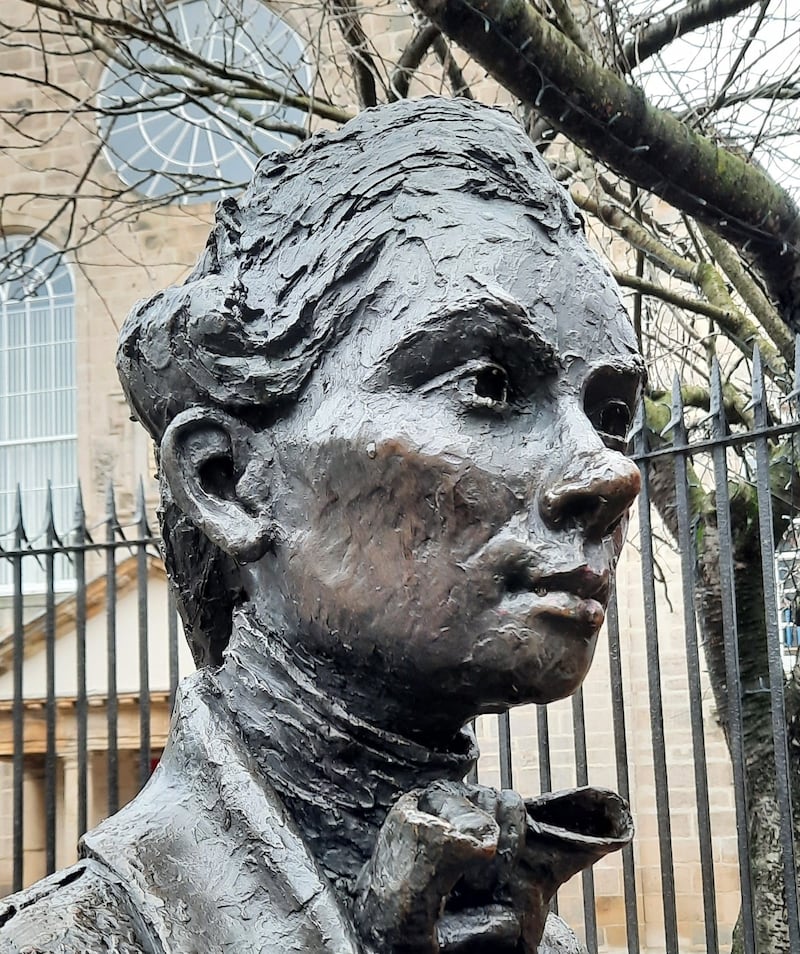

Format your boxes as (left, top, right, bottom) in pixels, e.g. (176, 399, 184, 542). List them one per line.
(623, 0, 799, 198)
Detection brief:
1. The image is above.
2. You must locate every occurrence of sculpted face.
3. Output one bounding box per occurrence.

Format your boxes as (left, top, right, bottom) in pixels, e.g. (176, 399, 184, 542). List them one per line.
(240, 192, 644, 736)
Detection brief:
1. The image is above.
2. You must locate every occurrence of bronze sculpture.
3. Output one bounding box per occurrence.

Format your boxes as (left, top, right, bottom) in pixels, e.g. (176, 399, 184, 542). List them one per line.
(0, 97, 643, 953)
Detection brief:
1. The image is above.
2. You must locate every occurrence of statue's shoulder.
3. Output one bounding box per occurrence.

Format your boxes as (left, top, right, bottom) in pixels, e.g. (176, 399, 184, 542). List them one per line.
(0, 859, 157, 954)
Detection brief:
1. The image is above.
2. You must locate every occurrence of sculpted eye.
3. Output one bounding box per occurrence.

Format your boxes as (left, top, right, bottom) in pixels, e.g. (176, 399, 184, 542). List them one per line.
(459, 361, 511, 411)
(474, 365, 508, 403)
(414, 358, 515, 413)
(584, 367, 641, 452)
(590, 399, 633, 450)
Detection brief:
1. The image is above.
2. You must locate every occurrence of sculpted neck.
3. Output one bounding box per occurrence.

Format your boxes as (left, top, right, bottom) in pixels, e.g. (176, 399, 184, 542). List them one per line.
(212, 607, 478, 893)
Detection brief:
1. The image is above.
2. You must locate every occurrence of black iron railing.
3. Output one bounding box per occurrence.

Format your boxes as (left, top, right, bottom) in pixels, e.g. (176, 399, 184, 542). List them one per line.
(480, 347, 800, 953)
(0, 480, 177, 894)
(2, 347, 800, 952)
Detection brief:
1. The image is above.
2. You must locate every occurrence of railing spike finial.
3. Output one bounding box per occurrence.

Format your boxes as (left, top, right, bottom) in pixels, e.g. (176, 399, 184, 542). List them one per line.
(629, 396, 646, 453)
(135, 477, 150, 535)
(752, 344, 764, 404)
(13, 484, 26, 543)
(709, 358, 727, 436)
(73, 481, 86, 533)
(660, 373, 686, 439)
(709, 358, 721, 410)
(44, 480, 56, 536)
(105, 480, 118, 526)
(743, 346, 765, 415)
(671, 372, 682, 407)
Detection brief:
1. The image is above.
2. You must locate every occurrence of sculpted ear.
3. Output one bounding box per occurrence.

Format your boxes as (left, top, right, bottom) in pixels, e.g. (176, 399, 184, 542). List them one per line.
(160, 408, 274, 563)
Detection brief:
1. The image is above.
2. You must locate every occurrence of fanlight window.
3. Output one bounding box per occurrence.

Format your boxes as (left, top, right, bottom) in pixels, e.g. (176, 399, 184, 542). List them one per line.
(97, 0, 311, 203)
(0, 236, 77, 587)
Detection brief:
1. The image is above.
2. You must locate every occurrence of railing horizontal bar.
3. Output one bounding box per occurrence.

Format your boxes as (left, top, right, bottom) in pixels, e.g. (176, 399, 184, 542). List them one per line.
(0, 537, 160, 559)
(632, 418, 800, 461)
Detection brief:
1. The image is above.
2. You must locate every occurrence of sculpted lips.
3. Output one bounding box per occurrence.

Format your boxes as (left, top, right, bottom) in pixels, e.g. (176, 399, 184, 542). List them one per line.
(508, 567, 610, 604)
(500, 590, 606, 638)
(465, 540, 612, 636)
(499, 566, 609, 635)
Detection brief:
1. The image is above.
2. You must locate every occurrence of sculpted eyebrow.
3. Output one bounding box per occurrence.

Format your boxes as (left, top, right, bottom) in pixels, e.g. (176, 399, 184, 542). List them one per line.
(381, 296, 560, 386)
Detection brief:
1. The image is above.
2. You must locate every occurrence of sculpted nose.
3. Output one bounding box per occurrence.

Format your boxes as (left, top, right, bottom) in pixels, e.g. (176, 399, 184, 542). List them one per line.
(539, 452, 641, 541)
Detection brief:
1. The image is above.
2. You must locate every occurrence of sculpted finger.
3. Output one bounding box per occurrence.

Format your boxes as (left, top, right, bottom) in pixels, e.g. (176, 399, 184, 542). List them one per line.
(491, 788, 527, 885)
(354, 791, 494, 953)
(417, 781, 499, 857)
(451, 785, 526, 895)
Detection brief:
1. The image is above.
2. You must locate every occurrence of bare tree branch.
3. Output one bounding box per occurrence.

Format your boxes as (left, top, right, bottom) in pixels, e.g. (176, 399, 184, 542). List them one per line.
(18, 0, 353, 124)
(328, 0, 382, 108)
(390, 23, 439, 100)
(407, 0, 800, 329)
(614, 270, 742, 322)
(705, 77, 800, 111)
(698, 223, 792, 359)
(575, 191, 788, 377)
(547, 0, 591, 55)
(430, 32, 473, 99)
(693, 0, 771, 120)
(618, 0, 762, 71)
(389, 21, 472, 100)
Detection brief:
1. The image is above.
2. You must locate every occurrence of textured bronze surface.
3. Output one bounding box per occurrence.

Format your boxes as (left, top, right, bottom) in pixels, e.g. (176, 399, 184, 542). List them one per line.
(1, 97, 642, 953)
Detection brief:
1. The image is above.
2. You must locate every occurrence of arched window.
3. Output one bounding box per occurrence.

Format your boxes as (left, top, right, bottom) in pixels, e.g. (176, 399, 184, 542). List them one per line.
(0, 237, 77, 569)
(97, 0, 311, 203)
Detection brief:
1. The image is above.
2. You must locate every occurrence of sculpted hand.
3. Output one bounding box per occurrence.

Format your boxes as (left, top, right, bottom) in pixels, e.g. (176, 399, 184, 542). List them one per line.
(353, 781, 543, 954)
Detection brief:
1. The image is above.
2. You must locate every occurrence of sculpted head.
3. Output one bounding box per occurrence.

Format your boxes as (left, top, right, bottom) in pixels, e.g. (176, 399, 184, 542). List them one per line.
(117, 97, 644, 739)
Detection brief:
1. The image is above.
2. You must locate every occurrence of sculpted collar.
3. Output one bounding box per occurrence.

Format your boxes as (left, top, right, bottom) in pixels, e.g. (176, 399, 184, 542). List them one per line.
(82, 669, 361, 954)
(213, 608, 479, 889)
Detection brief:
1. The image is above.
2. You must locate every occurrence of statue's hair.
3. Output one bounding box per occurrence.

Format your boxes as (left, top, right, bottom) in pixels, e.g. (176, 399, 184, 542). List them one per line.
(116, 96, 581, 667)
